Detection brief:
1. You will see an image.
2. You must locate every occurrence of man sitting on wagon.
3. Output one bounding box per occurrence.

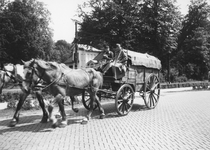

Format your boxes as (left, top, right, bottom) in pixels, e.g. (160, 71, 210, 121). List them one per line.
(102, 43, 128, 79)
(86, 45, 113, 69)
(102, 45, 114, 61)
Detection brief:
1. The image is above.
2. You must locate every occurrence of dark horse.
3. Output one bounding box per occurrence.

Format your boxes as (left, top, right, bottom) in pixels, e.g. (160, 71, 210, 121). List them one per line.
(0, 63, 49, 127)
(21, 59, 105, 128)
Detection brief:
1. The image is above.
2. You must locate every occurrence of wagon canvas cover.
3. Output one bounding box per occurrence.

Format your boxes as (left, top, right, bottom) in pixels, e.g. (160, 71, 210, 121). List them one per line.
(127, 50, 161, 70)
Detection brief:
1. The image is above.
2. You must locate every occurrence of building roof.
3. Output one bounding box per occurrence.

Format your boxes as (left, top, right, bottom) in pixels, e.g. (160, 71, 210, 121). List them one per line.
(78, 44, 101, 52)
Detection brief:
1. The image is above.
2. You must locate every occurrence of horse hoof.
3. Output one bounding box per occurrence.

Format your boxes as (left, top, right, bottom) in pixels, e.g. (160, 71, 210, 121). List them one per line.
(51, 122, 59, 128)
(8, 121, 17, 127)
(59, 124, 67, 128)
(59, 125, 66, 128)
(59, 121, 67, 128)
(100, 114, 105, 119)
(73, 108, 79, 113)
(81, 118, 88, 125)
(52, 124, 57, 128)
(8, 118, 18, 127)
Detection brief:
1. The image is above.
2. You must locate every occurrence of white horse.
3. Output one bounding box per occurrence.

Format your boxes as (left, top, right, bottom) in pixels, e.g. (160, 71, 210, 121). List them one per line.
(0, 64, 24, 93)
(0, 63, 49, 127)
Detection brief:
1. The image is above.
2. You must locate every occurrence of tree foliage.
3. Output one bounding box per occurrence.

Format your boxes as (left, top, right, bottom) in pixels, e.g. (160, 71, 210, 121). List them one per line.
(78, 0, 181, 69)
(1, 0, 210, 81)
(175, 0, 210, 80)
(0, 0, 53, 64)
(78, 0, 210, 81)
(49, 40, 73, 63)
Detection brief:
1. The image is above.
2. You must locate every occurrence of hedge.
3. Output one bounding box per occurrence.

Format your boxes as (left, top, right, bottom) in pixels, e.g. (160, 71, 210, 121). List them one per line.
(161, 81, 210, 90)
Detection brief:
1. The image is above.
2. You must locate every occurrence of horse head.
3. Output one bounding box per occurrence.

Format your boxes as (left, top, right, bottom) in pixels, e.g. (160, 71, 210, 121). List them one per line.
(4, 63, 14, 72)
(22, 59, 40, 92)
(0, 64, 18, 93)
(22, 59, 63, 92)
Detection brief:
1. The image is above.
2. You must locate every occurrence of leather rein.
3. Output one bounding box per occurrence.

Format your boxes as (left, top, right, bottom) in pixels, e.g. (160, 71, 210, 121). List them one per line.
(24, 65, 64, 92)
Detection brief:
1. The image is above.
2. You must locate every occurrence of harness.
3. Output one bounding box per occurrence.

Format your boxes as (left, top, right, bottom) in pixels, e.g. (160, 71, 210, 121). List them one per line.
(25, 64, 66, 92)
(41, 73, 64, 91)
(25, 64, 99, 94)
(62, 68, 98, 92)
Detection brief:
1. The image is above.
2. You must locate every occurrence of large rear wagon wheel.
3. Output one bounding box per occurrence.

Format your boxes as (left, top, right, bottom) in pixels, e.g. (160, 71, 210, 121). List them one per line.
(82, 91, 98, 110)
(143, 74, 160, 109)
(115, 84, 134, 116)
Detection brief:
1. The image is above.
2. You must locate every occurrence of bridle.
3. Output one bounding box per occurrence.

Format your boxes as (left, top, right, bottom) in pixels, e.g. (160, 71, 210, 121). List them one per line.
(1, 65, 21, 86)
(23, 63, 45, 92)
(24, 63, 64, 92)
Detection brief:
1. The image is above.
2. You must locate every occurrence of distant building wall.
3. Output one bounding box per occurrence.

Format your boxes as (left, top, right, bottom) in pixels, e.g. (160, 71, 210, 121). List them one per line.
(78, 50, 99, 68)
(65, 44, 101, 69)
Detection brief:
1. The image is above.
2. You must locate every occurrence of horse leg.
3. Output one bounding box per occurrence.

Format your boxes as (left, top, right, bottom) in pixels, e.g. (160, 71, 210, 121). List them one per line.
(49, 94, 67, 128)
(82, 91, 94, 124)
(48, 104, 58, 128)
(70, 96, 79, 113)
(35, 91, 48, 123)
(9, 92, 29, 127)
(0, 87, 2, 94)
(95, 94, 105, 119)
(57, 94, 67, 128)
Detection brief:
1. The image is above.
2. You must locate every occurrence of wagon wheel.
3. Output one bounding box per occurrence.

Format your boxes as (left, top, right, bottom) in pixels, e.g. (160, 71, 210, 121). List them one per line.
(82, 91, 98, 110)
(115, 84, 134, 116)
(143, 74, 160, 109)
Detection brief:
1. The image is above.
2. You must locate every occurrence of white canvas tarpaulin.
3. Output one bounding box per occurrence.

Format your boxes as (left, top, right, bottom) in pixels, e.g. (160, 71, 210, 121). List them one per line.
(127, 50, 161, 70)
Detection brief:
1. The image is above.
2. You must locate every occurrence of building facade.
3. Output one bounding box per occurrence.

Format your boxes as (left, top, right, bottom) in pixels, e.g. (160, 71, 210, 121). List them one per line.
(64, 44, 101, 69)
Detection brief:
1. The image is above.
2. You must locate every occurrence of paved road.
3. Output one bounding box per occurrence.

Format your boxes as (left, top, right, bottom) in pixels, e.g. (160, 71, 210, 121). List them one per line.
(0, 88, 210, 150)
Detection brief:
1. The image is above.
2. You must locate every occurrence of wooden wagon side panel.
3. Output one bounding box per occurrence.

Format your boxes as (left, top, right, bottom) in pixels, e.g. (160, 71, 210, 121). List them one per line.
(127, 66, 159, 92)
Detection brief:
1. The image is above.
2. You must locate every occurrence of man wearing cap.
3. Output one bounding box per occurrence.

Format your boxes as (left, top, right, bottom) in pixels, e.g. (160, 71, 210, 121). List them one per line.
(102, 45, 114, 61)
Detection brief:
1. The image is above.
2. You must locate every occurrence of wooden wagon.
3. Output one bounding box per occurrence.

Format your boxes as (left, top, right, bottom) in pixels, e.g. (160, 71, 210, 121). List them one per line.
(83, 50, 161, 116)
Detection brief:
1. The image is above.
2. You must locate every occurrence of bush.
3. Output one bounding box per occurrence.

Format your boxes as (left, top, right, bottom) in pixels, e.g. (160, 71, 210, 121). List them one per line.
(0, 92, 15, 103)
(0, 92, 46, 110)
(175, 75, 188, 82)
(159, 72, 166, 83)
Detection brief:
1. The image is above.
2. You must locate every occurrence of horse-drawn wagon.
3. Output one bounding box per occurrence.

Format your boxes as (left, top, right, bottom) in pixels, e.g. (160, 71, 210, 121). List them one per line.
(83, 50, 161, 116)
(1, 47, 161, 127)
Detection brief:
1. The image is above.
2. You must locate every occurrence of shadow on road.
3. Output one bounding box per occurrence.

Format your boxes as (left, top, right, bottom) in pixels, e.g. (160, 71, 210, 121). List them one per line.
(0, 102, 149, 134)
(0, 115, 52, 134)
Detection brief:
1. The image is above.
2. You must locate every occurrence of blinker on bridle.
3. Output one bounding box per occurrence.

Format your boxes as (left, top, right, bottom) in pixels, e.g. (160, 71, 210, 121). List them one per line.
(23, 65, 45, 91)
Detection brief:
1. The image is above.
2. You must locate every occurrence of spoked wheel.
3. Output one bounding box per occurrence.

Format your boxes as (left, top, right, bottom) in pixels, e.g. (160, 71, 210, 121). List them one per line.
(115, 84, 134, 116)
(82, 91, 98, 110)
(143, 74, 160, 109)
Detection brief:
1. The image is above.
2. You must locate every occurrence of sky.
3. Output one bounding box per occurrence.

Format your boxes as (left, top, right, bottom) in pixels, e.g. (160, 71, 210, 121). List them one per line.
(39, 0, 191, 43)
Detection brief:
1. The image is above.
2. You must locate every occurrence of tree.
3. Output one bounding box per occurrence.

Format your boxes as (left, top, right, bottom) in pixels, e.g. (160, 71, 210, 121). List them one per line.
(176, 0, 210, 80)
(0, 0, 10, 63)
(49, 40, 74, 63)
(78, 0, 142, 49)
(135, 0, 181, 70)
(77, 0, 181, 71)
(0, 0, 53, 64)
